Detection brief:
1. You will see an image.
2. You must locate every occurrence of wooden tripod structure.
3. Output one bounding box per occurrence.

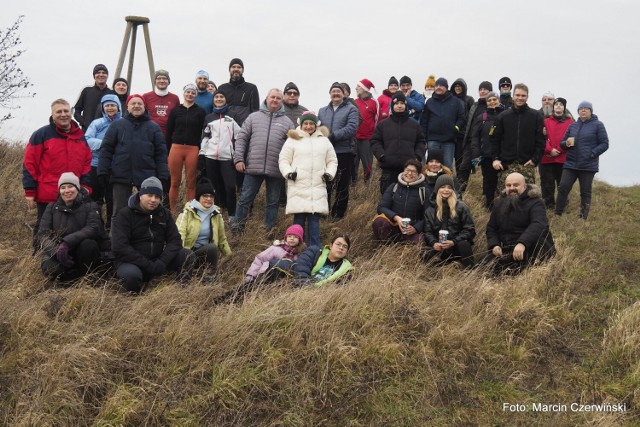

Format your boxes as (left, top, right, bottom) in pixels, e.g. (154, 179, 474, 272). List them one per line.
(114, 16, 156, 89)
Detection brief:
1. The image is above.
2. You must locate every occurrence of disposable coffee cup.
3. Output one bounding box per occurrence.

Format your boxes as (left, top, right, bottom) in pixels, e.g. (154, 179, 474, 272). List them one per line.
(401, 218, 411, 234)
(439, 230, 449, 244)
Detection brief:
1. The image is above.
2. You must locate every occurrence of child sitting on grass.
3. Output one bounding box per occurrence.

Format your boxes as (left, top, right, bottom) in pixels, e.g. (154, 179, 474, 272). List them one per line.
(244, 224, 306, 284)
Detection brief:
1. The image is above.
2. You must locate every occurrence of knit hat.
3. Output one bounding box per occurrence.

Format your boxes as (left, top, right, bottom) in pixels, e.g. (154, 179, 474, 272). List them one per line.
(486, 91, 499, 100)
(435, 77, 449, 89)
(330, 81, 344, 93)
(392, 92, 406, 105)
(183, 83, 198, 93)
(434, 174, 455, 193)
(426, 149, 444, 164)
(340, 82, 351, 95)
(154, 69, 171, 83)
(126, 94, 145, 107)
(284, 82, 299, 94)
(388, 76, 399, 87)
(542, 91, 555, 100)
(479, 81, 493, 91)
(425, 74, 436, 88)
(297, 110, 319, 126)
(554, 97, 567, 110)
(577, 100, 593, 111)
(196, 70, 209, 80)
(93, 64, 108, 76)
(229, 58, 244, 69)
(58, 172, 80, 190)
(112, 77, 129, 89)
(139, 177, 163, 197)
(195, 177, 215, 201)
(399, 75, 412, 86)
(284, 224, 304, 243)
(357, 78, 375, 92)
(499, 76, 512, 87)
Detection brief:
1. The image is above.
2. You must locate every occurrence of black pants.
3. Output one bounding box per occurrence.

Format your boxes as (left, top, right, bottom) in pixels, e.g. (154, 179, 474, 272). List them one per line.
(116, 248, 194, 293)
(327, 152, 353, 219)
(423, 240, 474, 268)
(193, 244, 220, 270)
(89, 166, 113, 226)
(41, 239, 101, 283)
(205, 158, 237, 216)
(455, 135, 472, 187)
(379, 168, 403, 195)
(538, 163, 564, 209)
(555, 169, 596, 219)
(480, 160, 499, 209)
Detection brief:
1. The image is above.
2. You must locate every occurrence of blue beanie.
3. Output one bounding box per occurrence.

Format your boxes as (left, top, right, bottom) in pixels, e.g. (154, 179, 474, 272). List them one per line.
(435, 77, 449, 89)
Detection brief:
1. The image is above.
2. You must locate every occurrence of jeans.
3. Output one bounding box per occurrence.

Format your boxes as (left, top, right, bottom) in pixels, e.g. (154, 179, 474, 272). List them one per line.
(235, 174, 283, 231)
(427, 140, 456, 170)
(294, 213, 321, 248)
(554, 169, 596, 219)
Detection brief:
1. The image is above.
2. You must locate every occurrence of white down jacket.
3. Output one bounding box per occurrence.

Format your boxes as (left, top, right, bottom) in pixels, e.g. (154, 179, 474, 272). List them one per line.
(279, 126, 338, 215)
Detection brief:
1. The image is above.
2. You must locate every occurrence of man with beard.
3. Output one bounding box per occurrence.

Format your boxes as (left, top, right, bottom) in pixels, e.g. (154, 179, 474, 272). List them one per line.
(484, 173, 555, 275)
(217, 58, 260, 127)
(539, 91, 555, 118)
(194, 70, 214, 114)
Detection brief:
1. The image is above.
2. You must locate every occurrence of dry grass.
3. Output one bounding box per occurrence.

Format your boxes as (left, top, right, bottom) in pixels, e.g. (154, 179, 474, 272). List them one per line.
(1, 141, 639, 426)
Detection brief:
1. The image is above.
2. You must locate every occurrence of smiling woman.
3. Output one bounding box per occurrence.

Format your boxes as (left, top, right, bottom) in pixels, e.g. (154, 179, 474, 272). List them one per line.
(292, 233, 353, 287)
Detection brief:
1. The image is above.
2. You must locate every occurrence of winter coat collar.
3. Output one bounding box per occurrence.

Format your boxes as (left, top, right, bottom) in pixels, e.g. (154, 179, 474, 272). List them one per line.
(259, 101, 285, 116)
(397, 173, 426, 186)
(287, 126, 330, 140)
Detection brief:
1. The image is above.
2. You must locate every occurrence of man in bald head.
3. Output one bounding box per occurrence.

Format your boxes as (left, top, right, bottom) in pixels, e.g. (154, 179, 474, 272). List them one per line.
(484, 172, 555, 274)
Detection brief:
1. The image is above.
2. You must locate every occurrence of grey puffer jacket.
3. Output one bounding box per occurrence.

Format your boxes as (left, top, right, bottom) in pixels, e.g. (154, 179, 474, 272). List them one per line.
(233, 102, 295, 178)
(318, 99, 360, 154)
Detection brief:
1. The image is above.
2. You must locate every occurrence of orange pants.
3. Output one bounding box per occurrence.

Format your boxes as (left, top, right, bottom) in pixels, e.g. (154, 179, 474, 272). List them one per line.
(168, 144, 199, 212)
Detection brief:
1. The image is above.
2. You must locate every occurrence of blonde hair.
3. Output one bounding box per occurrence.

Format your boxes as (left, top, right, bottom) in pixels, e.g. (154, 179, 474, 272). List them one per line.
(435, 188, 458, 221)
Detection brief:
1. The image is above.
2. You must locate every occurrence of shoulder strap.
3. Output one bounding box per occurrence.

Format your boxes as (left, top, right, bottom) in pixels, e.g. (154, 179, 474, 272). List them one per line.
(419, 186, 426, 205)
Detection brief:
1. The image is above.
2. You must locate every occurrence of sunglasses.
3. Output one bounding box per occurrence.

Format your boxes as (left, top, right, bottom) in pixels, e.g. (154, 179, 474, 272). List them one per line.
(285, 91, 299, 96)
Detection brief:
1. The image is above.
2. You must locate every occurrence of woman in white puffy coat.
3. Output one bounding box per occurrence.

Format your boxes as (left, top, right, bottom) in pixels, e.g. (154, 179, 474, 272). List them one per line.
(279, 111, 338, 248)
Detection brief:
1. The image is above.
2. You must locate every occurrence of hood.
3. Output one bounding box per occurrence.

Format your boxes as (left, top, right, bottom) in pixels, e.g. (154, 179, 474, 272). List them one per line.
(127, 192, 163, 214)
(498, 184, 542, 199)
(287, 125, 330, 140)
(260, 101, 285, 116)
(397, 173, 425, 186)
(451, 78, 468, 98)
(100, 94, 123, 120)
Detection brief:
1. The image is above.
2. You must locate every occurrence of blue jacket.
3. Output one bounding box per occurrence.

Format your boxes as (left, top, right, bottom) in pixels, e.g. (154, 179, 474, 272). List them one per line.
(85, 94, 122, 167)
(406, 90, 425, 122)
(421, 91, 466, 143)
(195, 91, 213, 114)
(560, 114, 609, 172)
(98, 112, 169, 186)
(318, 99, 360, 154)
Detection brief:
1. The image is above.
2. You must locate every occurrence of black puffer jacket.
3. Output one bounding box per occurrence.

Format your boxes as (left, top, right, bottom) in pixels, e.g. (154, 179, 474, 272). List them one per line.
(486, 185, 555, 256)
(111, 193, 183, 271)
(423, 197, 476, 247)
(370, 113, 425, 170)
(37, 192, 105, 257)
(378, 174, 431, 231)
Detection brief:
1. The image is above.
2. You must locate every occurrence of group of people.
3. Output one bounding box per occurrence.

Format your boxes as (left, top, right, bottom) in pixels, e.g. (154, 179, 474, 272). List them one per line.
(22, 61, 609, 291)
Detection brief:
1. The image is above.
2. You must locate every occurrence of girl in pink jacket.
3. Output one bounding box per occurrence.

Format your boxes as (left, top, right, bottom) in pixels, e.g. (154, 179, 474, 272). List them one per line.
(244, 225, 306, 283)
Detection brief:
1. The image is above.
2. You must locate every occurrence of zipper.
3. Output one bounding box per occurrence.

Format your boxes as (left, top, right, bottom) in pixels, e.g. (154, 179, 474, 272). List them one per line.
(149, 214, 154, 257)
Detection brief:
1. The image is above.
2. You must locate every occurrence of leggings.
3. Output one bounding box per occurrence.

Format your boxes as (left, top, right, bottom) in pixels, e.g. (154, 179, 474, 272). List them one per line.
(169, 145, 199, 212)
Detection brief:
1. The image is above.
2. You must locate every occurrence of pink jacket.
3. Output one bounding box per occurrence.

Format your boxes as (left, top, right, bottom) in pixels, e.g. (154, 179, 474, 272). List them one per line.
(244, 244, 296, 283)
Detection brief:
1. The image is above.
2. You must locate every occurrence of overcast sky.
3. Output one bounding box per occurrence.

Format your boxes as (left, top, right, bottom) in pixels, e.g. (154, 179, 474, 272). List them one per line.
(1, 0, 638, 185)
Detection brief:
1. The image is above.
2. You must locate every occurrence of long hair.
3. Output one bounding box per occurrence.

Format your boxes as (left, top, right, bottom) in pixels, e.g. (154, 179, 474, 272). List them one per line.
(436, 190, 458, 221)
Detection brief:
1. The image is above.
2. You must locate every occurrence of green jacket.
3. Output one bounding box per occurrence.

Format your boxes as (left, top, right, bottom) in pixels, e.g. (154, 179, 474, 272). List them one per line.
(294, 245, 353, 287)
(176, 202, 232, 256)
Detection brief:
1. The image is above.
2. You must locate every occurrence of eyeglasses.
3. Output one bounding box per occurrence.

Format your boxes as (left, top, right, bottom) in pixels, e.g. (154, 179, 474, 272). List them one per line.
(403, 169, 419, 174)
(333, 242, 349, 249)
(285, 91, 299, 96)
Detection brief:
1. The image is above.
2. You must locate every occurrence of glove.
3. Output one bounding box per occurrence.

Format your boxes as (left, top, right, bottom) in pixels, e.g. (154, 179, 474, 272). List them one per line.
(287, 172, 297, 181)
(97, 174, 109, 189)
(56, 241, 75, 268)
(328, 133, 336, 144)
(322, 173, 332, 182)
(148, 260, 167, 276)
(197, 155, 206, 176)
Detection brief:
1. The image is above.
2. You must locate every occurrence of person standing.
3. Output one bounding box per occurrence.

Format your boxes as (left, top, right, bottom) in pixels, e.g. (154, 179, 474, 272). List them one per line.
(498, 77, 513, 109)
(354, 78, 379, 184)
(377, 76, 398, 122)
(399, 75, 425, 122)
(23, 99, 92, 235)
(73, 64, 114, 130)
(165, 84, 206, 212)
(282, 82, 308, 125)
(112, 77, 129, 107)
(540, 97, 574, 210)
(217, 58, 260, 127)
(554, 101, 609, 220)
(194, 70, 214, 114)
(232, 89, 294, 234)
(279, 111, 338, 248)
(318, 82, 360, 221)
(143, 70, 181, 136)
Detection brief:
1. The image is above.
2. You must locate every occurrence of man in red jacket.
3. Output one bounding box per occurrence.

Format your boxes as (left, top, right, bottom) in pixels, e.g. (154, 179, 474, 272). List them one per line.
(354, 78, 379, 184)
(23, 99, 92, 234)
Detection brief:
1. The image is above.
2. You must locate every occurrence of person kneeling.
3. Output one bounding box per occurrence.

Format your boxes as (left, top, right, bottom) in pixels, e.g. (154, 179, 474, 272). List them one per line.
(293, 233, 353, 287)
(38, 172, 108, 283)
(177, 177, 231, 279)
(423, 175, 476, 268)
(111, 177, 194, 293)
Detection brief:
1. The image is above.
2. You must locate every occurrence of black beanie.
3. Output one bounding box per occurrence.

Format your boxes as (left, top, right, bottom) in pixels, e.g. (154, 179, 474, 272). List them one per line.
(229, 58, 244, 69)
(426, 149, 444, 164)
(479, 81, 493, 91)
(388, 76, 399, 87)
(330, 81, 344, 93)
(93, 64, 108, 76)
(554, 97, 567, 110)
(399, 75, 412, 86)
(499, 76, 512, 87)
(392, 92, 406, 105)
(284, 82, 299, 93)
(196, 177, 215, 201)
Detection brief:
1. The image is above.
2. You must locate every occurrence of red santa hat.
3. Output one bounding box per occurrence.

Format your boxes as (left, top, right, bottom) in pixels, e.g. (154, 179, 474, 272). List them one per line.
(356, 78, 376, 94)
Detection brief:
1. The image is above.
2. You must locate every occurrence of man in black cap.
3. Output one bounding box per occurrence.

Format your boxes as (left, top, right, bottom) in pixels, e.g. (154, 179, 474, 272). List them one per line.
(217, 58, 260, 127)
(282, 82, 307, 125)
(371, 92, 426, 194)
(74, 64, 114, 130)
(111, 176, 194, 293)
(399, 75, 425, 122)
(498, 77, 513, 109)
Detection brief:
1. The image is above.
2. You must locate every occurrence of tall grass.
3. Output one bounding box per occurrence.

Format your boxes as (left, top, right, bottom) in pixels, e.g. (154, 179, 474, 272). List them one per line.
(1, 141, 639, 426)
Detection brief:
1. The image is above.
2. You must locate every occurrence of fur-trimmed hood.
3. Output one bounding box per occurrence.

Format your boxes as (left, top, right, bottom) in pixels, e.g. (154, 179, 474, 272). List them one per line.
(287, 125, 330, 140)
(498, 184, 542, 199)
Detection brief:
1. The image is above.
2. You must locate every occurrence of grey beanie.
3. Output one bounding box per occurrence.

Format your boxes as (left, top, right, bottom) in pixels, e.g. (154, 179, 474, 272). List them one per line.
(58, 172, 80, 190)
(139, 177, 163, 196)
(577, 100, 593, 111)
(434, 174, 455, 193)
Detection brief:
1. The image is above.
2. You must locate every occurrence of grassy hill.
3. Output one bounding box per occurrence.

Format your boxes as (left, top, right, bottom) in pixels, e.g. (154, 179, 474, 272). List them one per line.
(1, 140, 639, 426)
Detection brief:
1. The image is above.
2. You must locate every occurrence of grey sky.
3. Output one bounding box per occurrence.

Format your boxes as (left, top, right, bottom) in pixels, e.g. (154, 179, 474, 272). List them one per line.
(1, 0, 638, 185)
